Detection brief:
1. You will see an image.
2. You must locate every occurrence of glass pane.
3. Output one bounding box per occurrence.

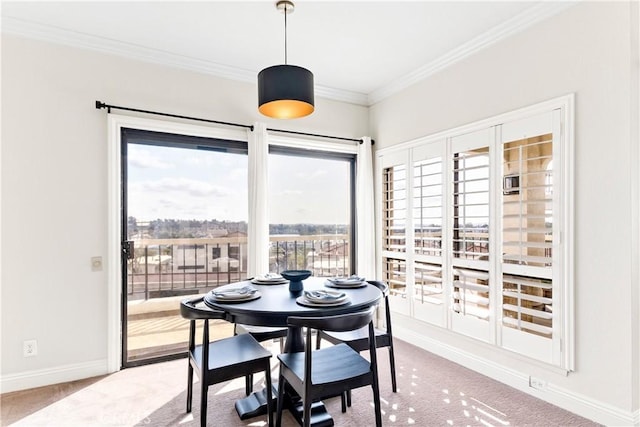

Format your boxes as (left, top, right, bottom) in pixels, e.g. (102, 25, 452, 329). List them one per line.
(125, 139, 247, 364)
(383, 165, 407, 253)
(452, 149, 490, 260)
(452, 267, 490, 320)
(451, 144, 490, 321)
(268, 152, 352, 277)
(502, 274, 552, 338)
(502, 134, 553, 339)
(383, 257, 407, 299)
(502, 134, 553, 267)
(413, 158, 443, 256)
(414, 262, 443, 305)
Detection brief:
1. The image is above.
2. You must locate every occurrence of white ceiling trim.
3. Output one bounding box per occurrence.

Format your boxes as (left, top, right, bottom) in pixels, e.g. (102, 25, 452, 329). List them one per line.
(2, 2, 576, 108)
(1, 16, 370, 106)
(367, 1, 578, 105)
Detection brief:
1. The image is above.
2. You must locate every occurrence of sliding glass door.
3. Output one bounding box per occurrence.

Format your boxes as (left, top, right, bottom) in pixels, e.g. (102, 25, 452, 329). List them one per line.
(121, 128, 248, 366)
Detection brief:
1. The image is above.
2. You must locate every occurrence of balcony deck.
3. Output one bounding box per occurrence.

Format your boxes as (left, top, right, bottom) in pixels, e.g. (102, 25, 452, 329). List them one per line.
(124, 234, 350, 362)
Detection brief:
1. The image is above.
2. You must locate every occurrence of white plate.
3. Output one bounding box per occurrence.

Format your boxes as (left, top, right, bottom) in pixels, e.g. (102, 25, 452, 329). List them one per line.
(302, 290, 348, 303)
(251, 278, 288, 285)
(325, 280, 367, 289)
(209, 291, 261, 303)
(296, 295, 351, 307)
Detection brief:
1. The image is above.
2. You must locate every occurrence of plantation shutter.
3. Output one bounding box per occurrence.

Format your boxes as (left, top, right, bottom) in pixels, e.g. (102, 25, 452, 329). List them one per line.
(499, 110, 558, 365)
(449, 129, 493, 341)
(380, 152, 409, 311)
(412, 142, 446, 325)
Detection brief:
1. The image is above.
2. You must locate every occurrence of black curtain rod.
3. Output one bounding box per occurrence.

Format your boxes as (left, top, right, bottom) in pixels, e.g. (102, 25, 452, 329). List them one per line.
(95, 100, 373, 144)
(95, 101, 254, 131)
(267, 127, 373, 145)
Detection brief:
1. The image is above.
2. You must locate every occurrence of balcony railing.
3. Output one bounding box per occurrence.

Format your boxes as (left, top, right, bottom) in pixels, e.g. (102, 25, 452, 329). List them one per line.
(127, 234, 350, 300)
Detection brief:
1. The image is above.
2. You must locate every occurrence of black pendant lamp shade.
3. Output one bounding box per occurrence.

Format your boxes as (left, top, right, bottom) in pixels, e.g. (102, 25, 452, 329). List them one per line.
(258, 1, 314, 119)
(258, 64, 314, 119)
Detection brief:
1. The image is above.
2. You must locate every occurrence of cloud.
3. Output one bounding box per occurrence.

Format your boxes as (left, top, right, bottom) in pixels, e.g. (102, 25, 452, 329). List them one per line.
(128, 147, 173, 169)
(130, 177, 231, 197)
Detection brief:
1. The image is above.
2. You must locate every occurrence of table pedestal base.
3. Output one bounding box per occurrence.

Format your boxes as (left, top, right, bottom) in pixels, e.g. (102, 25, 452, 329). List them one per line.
(235, 386, 273, 420)
(235, 383, 334, 427)
(289, 400, 334, 427)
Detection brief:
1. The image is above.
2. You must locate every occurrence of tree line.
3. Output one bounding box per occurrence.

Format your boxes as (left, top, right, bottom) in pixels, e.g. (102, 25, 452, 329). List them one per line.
(128, 217, 347, 239)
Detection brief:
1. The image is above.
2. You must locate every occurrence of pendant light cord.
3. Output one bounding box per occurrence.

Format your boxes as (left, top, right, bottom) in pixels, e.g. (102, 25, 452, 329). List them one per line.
(284, 3, 288, 65)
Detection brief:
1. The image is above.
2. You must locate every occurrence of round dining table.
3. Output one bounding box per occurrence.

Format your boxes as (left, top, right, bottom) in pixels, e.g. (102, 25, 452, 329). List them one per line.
(203, 276, 383, 352)
(202, 276, 383, 426)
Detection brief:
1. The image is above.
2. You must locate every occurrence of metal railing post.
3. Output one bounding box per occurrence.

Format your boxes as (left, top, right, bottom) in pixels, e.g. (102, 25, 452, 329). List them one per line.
(144, 246, 149, 300)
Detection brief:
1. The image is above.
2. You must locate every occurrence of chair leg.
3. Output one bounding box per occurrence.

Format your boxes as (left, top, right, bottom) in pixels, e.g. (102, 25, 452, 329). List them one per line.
(372, 388, 382, 427)
(340, 391, 347, 413)
(303, 398, 312, 427)
(371, 375, 382, 427)
(264, 363, 273, 427)
(186, 363, 193, 413)
(200, 376, 208, 427)
(388, 345, 398, 392)
(315, 331, 322, 349)
(346, 389, 352, 407)
(276, 372, 286, 427)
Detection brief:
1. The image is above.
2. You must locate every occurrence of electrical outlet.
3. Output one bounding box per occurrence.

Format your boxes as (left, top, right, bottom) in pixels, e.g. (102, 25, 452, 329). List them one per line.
(529, 376, 547, 390)
(23, 340, 37, 357)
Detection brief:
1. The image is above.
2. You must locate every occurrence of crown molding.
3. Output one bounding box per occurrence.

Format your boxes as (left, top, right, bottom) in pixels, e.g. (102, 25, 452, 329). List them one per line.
(367, 1, 579, 105)
(3, 2, 577, 108)
(1, 16, 369, 106)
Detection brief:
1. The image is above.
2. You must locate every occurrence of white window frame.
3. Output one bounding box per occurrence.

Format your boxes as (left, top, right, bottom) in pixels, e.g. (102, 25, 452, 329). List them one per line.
(376, 94, 575, 370)
(106, 116, 364, 372)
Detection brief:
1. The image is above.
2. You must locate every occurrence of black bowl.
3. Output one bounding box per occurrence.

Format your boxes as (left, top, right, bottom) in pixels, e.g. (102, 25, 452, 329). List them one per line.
(280, 270, 312, 282)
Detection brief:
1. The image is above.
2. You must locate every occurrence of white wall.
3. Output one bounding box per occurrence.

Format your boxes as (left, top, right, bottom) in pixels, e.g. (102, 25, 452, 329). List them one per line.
(371, 2, 639, 424)
(0, 35, 368, 389)
(2, 2, 639, 424)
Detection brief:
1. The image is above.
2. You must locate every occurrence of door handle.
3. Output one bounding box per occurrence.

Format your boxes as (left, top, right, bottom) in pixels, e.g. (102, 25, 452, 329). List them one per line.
(122, 241, 135, 260)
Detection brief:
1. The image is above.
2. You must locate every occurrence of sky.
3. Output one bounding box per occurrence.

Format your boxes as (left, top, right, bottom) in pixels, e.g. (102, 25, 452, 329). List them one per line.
(127, 144, 350, 225)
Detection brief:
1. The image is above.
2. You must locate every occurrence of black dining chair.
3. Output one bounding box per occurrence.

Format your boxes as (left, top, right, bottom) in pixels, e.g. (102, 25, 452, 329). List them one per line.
(233, 323, 287, 395)
(275, 308, 382, 427)
(315, 280, 397, 396)
(180, 296, 273, 427)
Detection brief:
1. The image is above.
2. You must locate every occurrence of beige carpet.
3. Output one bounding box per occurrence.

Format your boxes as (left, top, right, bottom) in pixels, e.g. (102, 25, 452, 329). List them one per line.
(1, 339, 598, 426)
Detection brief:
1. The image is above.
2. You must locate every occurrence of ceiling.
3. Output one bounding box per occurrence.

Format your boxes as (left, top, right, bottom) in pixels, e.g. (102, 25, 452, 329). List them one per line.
(1, 1, 576, 105)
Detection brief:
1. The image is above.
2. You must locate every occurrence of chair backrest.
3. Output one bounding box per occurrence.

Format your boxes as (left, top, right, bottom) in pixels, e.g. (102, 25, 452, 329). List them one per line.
(180, 296, 228, 372)
(367, 280, 392, 336)
(366, 280, 389, 297)
(287, 306, 376, 333)
(180, 296, 226, 321)
(288, 307, 379, 389)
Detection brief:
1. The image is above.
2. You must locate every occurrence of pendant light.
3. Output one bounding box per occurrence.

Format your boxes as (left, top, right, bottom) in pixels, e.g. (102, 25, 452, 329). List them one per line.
(258, 0, 314, 119)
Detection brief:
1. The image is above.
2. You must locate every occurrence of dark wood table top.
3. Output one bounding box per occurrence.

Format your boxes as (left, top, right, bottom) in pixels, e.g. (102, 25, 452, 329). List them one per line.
(203, 277, 382, 328)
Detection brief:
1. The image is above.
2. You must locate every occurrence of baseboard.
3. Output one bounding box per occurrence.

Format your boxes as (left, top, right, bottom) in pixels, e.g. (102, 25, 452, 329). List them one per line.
(395, 326, 637, 427)
(0, 359, 109, 394)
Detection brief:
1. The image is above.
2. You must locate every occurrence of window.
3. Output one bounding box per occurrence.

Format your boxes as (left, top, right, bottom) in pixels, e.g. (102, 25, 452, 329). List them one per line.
(411, 143, 446, 325)
(501, 133, 554, 338)
(268, 146, 356, 277)
(381, 155, 408, 307)
(376, 96, 574, 369)
(450, 131, 492, 341)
